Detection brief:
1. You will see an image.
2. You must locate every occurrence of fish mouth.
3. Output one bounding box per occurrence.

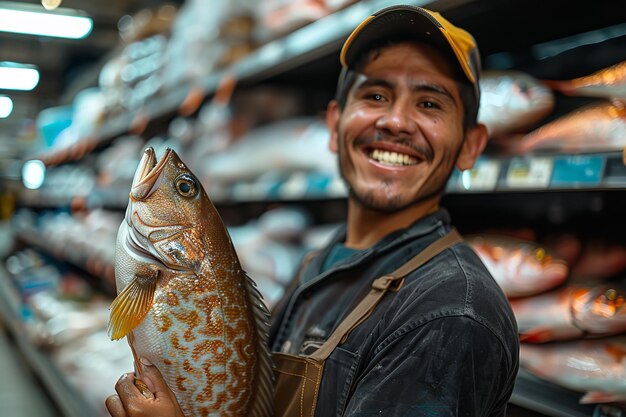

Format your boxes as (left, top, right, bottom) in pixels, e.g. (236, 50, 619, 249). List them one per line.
(131, 147, 174, 200)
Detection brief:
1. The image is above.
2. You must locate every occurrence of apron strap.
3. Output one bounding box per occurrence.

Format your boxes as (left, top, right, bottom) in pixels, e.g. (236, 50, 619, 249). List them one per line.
(308, 228, 463, 362)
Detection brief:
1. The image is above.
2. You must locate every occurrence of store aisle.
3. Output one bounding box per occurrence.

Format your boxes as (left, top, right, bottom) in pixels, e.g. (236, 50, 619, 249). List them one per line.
(0, 322, 60, 417)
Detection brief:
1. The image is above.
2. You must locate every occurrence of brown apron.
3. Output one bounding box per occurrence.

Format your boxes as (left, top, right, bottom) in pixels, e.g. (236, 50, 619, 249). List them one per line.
(273, 229, 463, 417)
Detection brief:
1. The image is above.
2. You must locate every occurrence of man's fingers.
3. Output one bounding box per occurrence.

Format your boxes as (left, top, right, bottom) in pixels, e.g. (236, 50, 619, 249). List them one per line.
(115, 373, 144, 402)
(139, 358, 176, 401)
(105, 394, 127, 417)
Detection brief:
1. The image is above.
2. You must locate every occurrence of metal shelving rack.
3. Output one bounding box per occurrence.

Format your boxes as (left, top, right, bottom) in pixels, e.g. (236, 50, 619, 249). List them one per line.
(0, 266, 99, 417)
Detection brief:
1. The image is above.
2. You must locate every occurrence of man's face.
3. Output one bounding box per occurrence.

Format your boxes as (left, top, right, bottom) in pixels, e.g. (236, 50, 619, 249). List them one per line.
(327, 42, 483, 212)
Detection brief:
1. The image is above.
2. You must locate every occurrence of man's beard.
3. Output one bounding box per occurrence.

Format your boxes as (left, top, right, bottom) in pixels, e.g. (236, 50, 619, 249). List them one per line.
(345, 177, 447, 213)
(337, 132, 460, 213)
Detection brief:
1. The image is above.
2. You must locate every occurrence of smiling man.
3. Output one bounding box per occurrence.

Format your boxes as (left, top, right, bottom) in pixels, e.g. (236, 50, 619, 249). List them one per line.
(106, 5, 519, 417)
(269, 5, 520, 417)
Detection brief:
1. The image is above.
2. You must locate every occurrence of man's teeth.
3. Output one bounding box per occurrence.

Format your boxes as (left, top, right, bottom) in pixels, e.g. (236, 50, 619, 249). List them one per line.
(370, 149, 418, 166)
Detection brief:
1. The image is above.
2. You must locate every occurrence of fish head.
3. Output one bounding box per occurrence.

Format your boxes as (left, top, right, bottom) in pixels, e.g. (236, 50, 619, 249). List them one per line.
(125, 147, 229, 272)
(478, 71, 555, 136)
(571, 286, 626, 335)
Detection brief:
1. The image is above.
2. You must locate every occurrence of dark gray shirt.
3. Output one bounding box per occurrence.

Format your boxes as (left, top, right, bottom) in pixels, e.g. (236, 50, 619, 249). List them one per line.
(270, 209, 519, 417)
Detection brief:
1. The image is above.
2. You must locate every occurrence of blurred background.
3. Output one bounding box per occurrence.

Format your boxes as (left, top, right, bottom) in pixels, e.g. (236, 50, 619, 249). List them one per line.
(1, 0, 626, 416)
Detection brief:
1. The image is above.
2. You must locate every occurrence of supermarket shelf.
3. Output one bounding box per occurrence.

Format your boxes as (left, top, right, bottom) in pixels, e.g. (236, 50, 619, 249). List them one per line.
(17, 184, 348, 211)
(447, 151, 626, 194)
(16, 151, 626, 212)
(15, 231, 115, 290)
(17, 186, 130, 211)
(0, 266, 99, 417)
(29, 0, 445, 167)
(511, 369, 625, 417)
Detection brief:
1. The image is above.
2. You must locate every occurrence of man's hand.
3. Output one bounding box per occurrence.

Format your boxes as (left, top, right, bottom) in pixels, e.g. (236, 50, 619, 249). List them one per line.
(105, 358, 185, 417)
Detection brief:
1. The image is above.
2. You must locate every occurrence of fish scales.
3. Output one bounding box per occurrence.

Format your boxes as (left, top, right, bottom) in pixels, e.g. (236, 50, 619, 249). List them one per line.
(109, 147, 273, 417)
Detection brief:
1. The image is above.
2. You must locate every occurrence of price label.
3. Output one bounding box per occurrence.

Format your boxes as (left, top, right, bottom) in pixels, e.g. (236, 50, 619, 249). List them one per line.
(457, 159, 501, 191)
(506, 157, 553, 189)
(550, 155, 604, 187)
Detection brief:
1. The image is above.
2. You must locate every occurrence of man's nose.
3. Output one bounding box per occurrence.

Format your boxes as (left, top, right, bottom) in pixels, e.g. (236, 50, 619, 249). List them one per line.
(375, 100, 417, 136)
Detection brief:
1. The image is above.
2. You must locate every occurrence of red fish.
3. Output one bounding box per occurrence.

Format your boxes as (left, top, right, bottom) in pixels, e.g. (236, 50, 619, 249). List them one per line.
(520, 336, 626, 404)
(478, 70, 554, 137)
(516, 101, 626, 154)
(467, 235, 569, 298)
(543, 61, 626, 100)
(511, 284, 626, 343)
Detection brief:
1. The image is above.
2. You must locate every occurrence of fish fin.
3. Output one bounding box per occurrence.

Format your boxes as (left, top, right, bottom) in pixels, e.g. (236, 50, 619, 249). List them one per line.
(243, 271, 274, 417)
(127, 333, 154, 399)
(580, 391, 626, 404)
(519, 328, 554, 343)
(108, 273, 158, 340)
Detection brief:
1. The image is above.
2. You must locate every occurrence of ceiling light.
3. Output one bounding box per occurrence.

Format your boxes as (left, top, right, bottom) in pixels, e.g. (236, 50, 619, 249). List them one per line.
(22, 160, 46, 190)
(0, 63, 40, 91)
(0, 96, 13, 118)
(0, 1, 92, 39)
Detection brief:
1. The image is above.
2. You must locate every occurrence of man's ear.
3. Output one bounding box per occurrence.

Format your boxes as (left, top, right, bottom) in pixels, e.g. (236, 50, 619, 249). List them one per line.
(326, 100, 340, 154)
(456, 123, 488, 171)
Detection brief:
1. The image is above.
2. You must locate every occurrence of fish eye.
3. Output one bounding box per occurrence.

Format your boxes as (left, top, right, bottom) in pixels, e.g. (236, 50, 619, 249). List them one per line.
(517, 82, 529, 95)
(175, 174, 198, 198)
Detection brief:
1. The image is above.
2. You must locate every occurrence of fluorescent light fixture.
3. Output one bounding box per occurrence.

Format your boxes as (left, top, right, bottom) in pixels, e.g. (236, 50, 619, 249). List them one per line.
(0, 62, 40, 91)
(22, 160, 46, 190)
(0, 1, 92, 39)
(534, 23, 626, 60)
(0, 96, 12, 118)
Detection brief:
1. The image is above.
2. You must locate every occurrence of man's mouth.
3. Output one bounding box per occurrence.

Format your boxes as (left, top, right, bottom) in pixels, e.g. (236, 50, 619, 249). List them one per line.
(369, 149, 419, 166)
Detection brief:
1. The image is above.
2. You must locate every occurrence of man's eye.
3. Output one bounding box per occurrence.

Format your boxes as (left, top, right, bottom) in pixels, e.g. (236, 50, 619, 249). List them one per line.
(419, 101, 439, 109)
(369, 93, 385, 101)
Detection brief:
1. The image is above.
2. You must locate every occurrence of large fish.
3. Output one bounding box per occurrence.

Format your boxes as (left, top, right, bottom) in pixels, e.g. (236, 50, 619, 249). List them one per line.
(543, 61, 626, 100)
(467, 235, 569, 298)
(520, 336, 626, 404)
(511, 284, 626, 343)
(107, 147, 273, 417)
(515, 101, 626, 154)
(478, 70, 555, 137)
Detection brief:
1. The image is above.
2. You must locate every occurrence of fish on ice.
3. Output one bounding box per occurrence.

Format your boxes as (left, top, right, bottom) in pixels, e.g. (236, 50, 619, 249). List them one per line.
(478, 70, 554, 137)
(467, 234, 569, 298)
(515, 101, 626, 154)
(108, 147, 273, 417)
(520, 336, 626, 404)
(511, 284, 626, 343)
(542, 61, 626, 101)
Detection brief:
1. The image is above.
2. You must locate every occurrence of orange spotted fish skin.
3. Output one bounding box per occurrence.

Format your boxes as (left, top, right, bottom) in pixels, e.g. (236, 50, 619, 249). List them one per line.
(109, 147, 273, 417)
